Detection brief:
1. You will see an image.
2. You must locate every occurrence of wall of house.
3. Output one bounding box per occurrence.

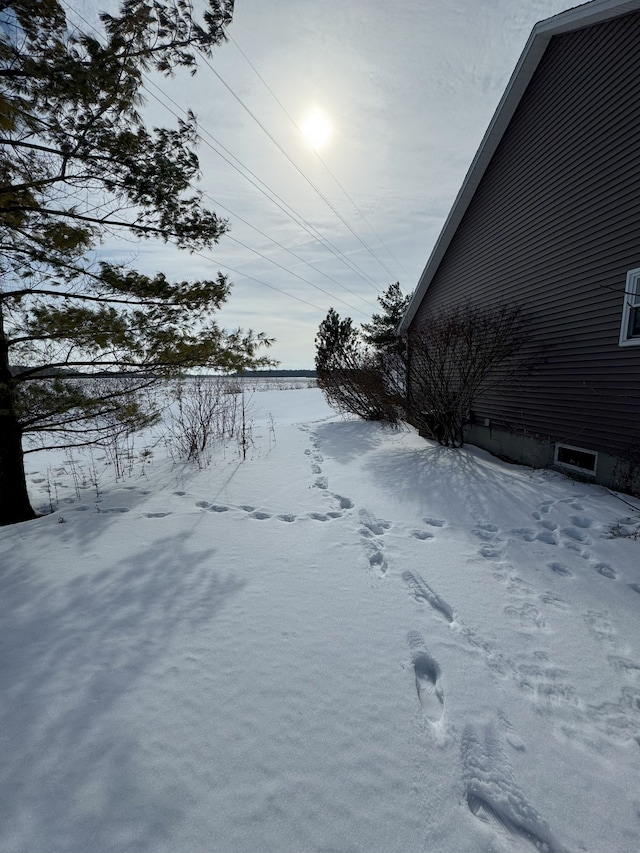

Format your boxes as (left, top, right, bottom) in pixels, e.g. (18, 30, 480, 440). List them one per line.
(409, 11, 640, 483)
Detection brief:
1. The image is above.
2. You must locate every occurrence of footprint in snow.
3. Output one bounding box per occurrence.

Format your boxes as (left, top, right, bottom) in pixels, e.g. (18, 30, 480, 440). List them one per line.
(208, 505, 230, 513)
(359, 509, 391, 536)
(368, 548, 388, 574)
(423, 517, 446, 527)
(563, 540, 591, 560)
(584, 611, 618, 646)
(479, 544, 505, 562)
(277, 514, 296, 523)
(511, 527, 538, 542)
(402, 570, 455, 623)
(504, 603, 545, 630)
(307, 512, 330, 522)
(411, 530, 434, 540)
(97, 506, 129, 513)
(311, 464, 322, 474)
(606, 656, 640, 681)
(173, 491, 186, 496)
(540, 591, 571, 611)
(314, 476, 328, 490)
(629, 583, 640, 595)
(249, 510, 271, 520)
(515, 658, 578, 707)
(497, 711, 526, 752)
(506, 576, 534, 597)
(535, 530, 558, 545)
(593, 562, 616, 579)
(561, 526, 590, 543)
(462, 723, 566, 853)
(143, 512, 172, 518)
(547, 563, 573, 578)
(332, 493, 354, 510)
(472, 524, 501, 542)
(407, 631, 444, 723)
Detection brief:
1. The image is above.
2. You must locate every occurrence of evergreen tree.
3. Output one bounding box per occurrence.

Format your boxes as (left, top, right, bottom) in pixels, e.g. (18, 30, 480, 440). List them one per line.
(360, 282, 411, 354)
(315, 302, 404, 424)
(0, 0, 274, 525)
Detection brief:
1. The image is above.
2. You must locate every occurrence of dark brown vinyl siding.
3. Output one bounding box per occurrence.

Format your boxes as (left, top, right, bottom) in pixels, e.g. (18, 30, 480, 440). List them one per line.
(410, 11, 640, 457)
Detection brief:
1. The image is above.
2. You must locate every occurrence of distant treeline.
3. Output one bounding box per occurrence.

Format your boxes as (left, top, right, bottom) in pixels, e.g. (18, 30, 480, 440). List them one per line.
(10, 365, 316, 379)
(234, 369, 316, 378)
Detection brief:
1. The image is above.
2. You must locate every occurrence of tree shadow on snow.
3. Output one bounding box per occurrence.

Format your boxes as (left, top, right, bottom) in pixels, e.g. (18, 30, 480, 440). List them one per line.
(312, 420, 397, 464)
(315, 420, 543, 521)
(0, 532, 245, 852)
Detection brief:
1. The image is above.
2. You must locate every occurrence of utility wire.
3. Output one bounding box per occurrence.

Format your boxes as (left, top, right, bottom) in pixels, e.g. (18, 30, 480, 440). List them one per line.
(201, 52, 391, 290)
(6, 2, 339, 322)
(228, 32, 410, 281)
(221, 233, 371, 317)
(141, 81, 374, 317)
(59, 0, 381, 314)
(142, 78, 382, 294)
(193, 250, 327, 313)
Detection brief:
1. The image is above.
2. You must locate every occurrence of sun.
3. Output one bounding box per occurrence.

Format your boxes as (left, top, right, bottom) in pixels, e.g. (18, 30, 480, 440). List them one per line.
(301, 108, 332, 150)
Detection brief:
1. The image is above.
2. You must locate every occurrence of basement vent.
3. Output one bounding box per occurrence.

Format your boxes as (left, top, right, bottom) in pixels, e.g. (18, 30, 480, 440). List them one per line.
(554, 444, 598, 475)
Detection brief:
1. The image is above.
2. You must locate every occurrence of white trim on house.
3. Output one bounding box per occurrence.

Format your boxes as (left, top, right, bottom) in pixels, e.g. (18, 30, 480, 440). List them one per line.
(619, 267, 640, 346)
(398, 0, 640, 335)
(554, 443, 599, 475)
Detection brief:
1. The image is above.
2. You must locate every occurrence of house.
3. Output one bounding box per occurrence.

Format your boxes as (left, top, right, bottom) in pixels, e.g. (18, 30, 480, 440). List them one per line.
(398, 0, 640, 493)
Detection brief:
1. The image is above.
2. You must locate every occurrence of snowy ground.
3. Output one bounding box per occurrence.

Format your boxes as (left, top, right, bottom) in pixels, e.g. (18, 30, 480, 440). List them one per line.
(2, 386, 640, 853)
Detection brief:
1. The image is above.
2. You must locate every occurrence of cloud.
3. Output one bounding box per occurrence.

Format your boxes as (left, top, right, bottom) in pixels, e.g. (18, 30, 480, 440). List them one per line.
(66, 0, 579, 367)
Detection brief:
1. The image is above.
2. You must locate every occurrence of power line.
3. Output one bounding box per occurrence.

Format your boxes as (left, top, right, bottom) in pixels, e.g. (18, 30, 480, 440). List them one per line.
(222, 233, 371, 317)
(58, 0, 380, 316)
(201, 51, 394, 290)
(193, 250, 328, 313)
(228, 32, 410, 282)
(141, 78, 382, 294)
(141, 81, 374, 317)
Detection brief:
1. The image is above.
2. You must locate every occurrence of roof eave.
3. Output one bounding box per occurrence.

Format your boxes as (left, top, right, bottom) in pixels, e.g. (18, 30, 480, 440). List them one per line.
(398, 0, 640, 334)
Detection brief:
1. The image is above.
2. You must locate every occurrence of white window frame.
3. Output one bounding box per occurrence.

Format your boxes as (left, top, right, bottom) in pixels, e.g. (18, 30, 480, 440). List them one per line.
(619, 267, 640, 346)
(554, 443, 598, 476)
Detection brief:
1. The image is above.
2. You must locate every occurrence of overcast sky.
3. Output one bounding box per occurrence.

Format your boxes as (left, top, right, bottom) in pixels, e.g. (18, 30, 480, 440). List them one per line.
(71, 0, 582, 368)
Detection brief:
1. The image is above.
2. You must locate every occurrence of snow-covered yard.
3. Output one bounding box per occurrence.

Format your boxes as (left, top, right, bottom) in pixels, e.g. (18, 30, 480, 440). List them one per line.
(1, 386, 639, 852)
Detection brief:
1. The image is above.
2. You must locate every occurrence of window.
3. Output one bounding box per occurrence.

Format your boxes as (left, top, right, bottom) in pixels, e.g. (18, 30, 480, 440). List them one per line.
(619, 267, 640, 346)
(555, 443, 597, 475)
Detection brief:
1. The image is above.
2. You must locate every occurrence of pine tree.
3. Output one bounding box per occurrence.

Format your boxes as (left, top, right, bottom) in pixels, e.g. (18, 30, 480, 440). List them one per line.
(316, 292, 404, 424)
(360, 282, 411, 354)
(0, 0, 274, 525)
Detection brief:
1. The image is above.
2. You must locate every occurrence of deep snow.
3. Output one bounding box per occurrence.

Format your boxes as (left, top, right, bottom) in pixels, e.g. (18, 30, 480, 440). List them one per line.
(1, 385, 640, 852)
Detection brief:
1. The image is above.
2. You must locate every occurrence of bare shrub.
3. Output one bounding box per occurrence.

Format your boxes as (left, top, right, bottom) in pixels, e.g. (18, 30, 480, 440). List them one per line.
(164, 376, 263, 467)
(315, 308, 403, 423)
(606, 520, 640, 540)
(165, 376, 240, 467)
(406, 303, 528, 447)
(611, 439, 640, 498)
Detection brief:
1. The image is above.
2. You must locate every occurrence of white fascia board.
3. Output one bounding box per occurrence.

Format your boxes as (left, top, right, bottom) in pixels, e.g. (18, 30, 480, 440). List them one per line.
(398, 0, 640, 335)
